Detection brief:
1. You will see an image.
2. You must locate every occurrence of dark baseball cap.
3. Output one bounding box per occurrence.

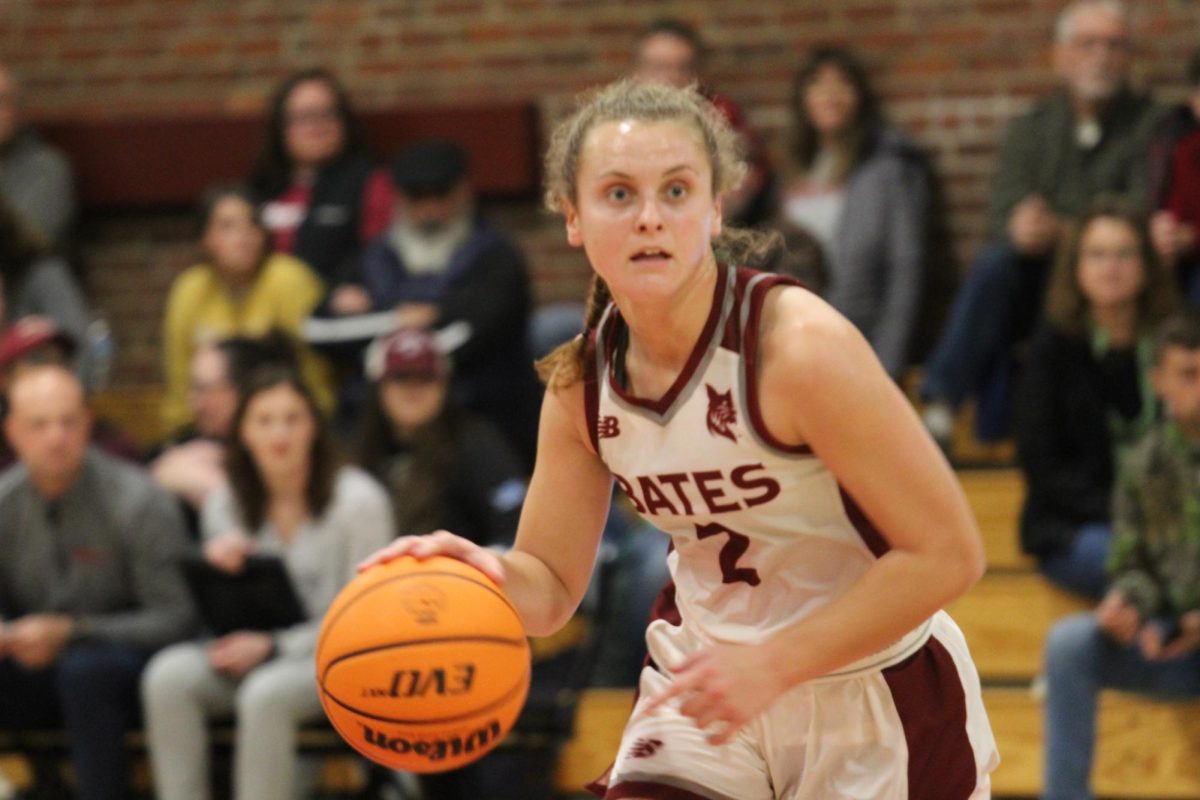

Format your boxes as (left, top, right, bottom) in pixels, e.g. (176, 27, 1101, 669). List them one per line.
(391, 139, 469, 199)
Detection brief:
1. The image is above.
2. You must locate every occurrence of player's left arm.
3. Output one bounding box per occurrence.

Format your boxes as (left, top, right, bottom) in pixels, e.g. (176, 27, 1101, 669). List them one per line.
(653, 286, 984, 742)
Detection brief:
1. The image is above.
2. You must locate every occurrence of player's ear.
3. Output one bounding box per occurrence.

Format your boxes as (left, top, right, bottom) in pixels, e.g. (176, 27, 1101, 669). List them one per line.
(563, 198, 584, 248)
(710, 194, 723, 240)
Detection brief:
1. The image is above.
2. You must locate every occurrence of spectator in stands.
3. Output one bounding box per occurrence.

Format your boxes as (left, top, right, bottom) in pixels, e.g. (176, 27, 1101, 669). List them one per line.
(780, 45, 931, 379)
(148, 334, 298, 537)
(142, 367, 393, 800)
(357, 327, 593, 800)
(250, 68, 392, 295)
(1015, 198, 1175, 598)
(1042, 310, 1200, 800)
(358, 327, 525, 549)
(0, 318, 141, 473)
(0, 63, 75, 250)
(0, 200, 88, 347)
(920, 0, 1164, 448)
(161, 185, 333, 434)
(327, 140, 539, 464)
(1148, 48, 1200, 302)
(633, 18, 775, 227)
(0, 364, 195, 800)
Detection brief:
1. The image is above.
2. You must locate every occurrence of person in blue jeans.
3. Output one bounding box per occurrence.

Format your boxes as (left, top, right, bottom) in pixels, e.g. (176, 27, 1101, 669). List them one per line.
(920, 0, 1163, 445)
(1043, 310, 1200, 799)
(1014, 199, 1176, 599)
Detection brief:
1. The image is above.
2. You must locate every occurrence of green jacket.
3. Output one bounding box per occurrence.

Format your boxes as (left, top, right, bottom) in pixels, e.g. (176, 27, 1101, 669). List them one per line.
(1110, 421, 1200, 619)
(986, 88, 1165, 240)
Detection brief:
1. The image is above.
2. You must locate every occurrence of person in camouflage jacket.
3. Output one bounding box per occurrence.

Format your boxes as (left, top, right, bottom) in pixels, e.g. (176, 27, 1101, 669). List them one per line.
(1040, 310, 1200, 800)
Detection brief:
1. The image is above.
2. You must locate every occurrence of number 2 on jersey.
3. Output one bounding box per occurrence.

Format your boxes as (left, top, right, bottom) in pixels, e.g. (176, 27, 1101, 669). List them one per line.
(695, 522, 761, 586)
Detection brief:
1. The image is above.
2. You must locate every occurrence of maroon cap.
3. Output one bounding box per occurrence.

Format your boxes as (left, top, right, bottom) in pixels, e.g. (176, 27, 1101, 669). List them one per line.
(366, 327, 446, 381)
(0, 318, 77, 370)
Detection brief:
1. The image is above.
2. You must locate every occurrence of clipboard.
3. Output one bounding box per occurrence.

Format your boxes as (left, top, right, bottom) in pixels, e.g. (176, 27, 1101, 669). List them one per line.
(182, 554, 306, 636)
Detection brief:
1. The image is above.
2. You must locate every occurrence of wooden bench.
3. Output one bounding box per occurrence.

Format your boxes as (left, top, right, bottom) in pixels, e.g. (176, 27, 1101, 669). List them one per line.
(986, 687, 1200, 798)
(959, 468, 1032, 571)
(39, 104, 540, 212)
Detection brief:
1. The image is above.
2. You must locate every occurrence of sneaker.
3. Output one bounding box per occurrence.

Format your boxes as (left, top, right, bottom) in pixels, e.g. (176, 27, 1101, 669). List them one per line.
(921, 402, 955, 450)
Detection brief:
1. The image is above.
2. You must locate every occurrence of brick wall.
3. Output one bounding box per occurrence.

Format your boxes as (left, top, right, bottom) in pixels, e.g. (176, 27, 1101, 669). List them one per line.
(1, 0, 1197, 386)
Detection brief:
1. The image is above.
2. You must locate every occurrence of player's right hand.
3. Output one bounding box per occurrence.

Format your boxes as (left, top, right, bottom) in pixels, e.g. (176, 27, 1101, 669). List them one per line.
(357, 530, 506, 586)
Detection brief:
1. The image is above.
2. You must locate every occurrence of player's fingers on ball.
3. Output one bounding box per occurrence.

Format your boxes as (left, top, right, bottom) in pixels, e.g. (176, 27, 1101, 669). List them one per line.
(461, 549, 506, 585)
(357, 538, 417, 571)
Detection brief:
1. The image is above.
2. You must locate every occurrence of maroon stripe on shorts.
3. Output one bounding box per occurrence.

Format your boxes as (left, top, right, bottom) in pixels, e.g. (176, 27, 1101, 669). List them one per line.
(882, 636, 977, 800)
(606, 781, 722, 799)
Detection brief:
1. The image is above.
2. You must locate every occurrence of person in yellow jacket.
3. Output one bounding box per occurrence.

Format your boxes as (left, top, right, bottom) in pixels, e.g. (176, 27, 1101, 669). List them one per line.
(161, 185, 334, 434)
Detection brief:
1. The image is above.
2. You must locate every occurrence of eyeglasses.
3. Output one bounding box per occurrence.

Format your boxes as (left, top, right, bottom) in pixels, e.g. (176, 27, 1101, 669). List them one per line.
(1070, 35, 1131, 53)
(285, 107, 339, 127)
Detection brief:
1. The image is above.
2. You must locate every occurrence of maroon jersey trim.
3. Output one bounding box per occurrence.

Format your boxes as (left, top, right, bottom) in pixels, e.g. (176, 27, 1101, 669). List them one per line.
(740, 272, 813, 456)
(882, 635, 979, 799)
(603, 263, 732, 417)
(839, 486, 891, 558)
(583, 325, 602, 453)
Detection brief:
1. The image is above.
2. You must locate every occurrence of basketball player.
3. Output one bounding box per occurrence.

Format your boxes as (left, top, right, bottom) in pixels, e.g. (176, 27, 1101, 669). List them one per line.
(360, 79, 999, 799)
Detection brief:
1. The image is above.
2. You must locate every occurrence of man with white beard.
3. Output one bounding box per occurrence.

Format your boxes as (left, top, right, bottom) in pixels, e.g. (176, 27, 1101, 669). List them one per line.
(321, 139, 539, 467)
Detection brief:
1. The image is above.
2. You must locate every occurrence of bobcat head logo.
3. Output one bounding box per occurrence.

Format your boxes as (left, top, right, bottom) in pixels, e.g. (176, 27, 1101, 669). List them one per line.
(705, 384, 738, 443)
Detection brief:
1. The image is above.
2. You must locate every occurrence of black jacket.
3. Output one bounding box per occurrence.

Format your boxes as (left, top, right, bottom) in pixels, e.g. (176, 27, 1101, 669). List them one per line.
(1014, 324, 1144, 556)
(255, 154, 378, 288)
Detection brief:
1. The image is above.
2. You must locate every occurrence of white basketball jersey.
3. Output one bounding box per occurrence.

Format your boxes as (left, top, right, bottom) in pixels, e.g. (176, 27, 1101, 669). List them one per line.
(585, 264, 930, 670)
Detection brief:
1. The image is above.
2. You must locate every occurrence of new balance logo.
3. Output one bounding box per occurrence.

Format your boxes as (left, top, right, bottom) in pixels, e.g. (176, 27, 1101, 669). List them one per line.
(627, 737, 663, 759)
(598, 416, 621, 439)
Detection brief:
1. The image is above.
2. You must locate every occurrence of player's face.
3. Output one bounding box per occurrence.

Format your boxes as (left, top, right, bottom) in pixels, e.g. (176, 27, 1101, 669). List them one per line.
(1075, 216, 1145, 314)
(239, 384, 317, 478)
(284, 79, 345, 169)
(802, 64, 860, 137)
(1054, 6, 1130, 103)
(203, 196, 267, 283)
(636, 34, 698, 89)
(1155, 346, 1200, 432)
(563, 119, 722, 303)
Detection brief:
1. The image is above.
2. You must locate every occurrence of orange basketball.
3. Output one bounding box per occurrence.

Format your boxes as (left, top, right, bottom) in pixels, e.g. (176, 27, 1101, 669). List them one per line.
(316, 555, 531, 773)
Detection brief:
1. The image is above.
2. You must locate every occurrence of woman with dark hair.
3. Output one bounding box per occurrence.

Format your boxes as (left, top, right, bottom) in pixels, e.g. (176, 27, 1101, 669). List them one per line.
(141, 368, 393, 800)
(359, 328, 528, 800)
(250, 68, 392, 299)
(161, 184, 334, 433)
(1016, 197, 1177, 598)
(358, 326, 526, 553)
(780, 45, 932, 379)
